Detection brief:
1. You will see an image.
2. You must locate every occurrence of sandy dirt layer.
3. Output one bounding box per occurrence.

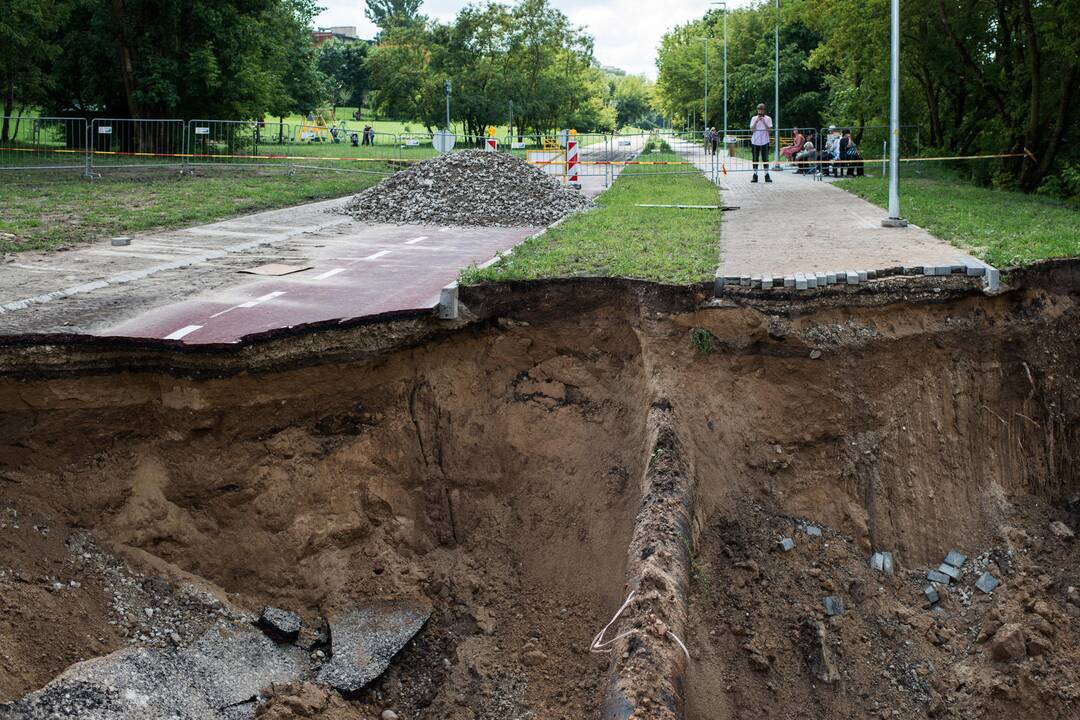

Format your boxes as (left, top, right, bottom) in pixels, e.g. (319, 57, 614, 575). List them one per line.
(0, 264, 1078, 718)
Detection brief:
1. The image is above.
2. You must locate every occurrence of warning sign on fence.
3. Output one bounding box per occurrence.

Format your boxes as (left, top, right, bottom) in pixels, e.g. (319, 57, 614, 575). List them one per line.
(97, 126, 112, 135)
(195, 127, 210, 135)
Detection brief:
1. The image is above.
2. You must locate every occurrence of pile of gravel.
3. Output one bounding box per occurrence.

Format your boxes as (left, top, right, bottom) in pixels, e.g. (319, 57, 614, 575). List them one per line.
(340, 149, 592, 227)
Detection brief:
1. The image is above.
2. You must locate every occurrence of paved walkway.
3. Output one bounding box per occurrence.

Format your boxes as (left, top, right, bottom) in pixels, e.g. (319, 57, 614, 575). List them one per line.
(669, 139, 993, 285)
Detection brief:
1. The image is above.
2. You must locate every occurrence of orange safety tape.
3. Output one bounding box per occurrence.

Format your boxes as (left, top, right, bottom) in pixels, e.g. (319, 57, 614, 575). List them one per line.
(0, 146, 412, 162)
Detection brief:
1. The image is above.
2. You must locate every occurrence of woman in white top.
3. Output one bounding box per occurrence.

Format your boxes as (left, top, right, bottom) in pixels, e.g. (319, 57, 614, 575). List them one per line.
(750, 103, 773, 183)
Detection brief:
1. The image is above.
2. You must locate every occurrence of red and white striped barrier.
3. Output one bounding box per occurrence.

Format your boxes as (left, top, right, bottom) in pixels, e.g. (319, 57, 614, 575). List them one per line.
(485, 137, 498, 152)
(566, 139, 579, 183)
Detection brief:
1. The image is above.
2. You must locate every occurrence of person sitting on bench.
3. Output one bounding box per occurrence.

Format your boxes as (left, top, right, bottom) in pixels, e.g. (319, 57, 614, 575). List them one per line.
(838, 128, 865, 176)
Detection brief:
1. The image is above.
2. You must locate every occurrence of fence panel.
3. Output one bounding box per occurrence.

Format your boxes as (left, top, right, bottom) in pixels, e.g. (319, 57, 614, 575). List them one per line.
(0, 116, 87, 172)
(185, 120, 292, 169)
(89, 118, 185, 170)
(288, 127, 399, 174)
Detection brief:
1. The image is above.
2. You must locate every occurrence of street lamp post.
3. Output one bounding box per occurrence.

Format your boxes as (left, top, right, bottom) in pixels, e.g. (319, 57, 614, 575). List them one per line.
(444, 78, 452, 131)
(882, 0, 908, 226)
(711, 2, 727, 153)
(704, 38, 709, 134)
(773, 0, 781, 169)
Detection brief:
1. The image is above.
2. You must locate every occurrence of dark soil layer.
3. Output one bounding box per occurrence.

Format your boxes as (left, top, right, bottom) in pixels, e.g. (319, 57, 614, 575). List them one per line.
(1, 261, 1078, 719)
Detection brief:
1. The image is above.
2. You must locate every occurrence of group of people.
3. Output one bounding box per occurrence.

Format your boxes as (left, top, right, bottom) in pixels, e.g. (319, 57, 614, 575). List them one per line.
(703, 127, 721, 155)
(781, 124, 865, 177)
(745, 104, 865, 183)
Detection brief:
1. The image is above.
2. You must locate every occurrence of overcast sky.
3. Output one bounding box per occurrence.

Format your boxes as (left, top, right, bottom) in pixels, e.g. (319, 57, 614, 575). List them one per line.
(314, 1, 757, 79)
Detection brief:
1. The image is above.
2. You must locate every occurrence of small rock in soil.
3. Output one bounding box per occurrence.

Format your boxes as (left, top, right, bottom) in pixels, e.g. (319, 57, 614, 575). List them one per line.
(339, 150, 592, 227)
(989, 623, 1026, 661)
(1049, 520, 1074, 540)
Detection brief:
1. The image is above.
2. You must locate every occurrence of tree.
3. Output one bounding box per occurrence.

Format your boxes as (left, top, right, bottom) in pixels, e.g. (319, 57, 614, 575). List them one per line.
(365, 0, 424, 32)
(655, 7, 825, 133)
(317, 39, 370, 112)
(38, 0, 321, 122)
(611, 75, 655, 129)
(0, 0, 65, 140)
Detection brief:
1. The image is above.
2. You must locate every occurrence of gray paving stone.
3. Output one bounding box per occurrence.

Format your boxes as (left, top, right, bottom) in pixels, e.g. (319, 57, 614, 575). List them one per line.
(944, 550, 966, 567)
(937, 563, 960, 580)
(846, 271, 860, 285)
(927, 569, 951, 584)
(822, 596, 844, 616)
(975, 572, 1000, 594)
(784, 275, 796, 288)
(778, 537, 795, 552)
(825, 272, 837, 284)
(924, 585, 940, 604)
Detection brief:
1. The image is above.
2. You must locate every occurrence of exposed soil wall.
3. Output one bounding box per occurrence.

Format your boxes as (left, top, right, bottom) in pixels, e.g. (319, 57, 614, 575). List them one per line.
(1, 263, 1078, 718)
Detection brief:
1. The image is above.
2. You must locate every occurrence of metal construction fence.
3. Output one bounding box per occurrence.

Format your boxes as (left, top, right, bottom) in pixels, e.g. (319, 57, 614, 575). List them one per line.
(0, 116, 922, 183)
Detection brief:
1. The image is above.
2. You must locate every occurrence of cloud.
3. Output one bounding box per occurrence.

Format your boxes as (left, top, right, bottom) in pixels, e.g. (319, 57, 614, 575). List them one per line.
(314, 0, 758, 79)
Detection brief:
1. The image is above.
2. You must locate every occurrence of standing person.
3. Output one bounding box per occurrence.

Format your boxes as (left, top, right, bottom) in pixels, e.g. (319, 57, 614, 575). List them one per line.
(749, 103, 773, 183)
(711, 127, 720, 155)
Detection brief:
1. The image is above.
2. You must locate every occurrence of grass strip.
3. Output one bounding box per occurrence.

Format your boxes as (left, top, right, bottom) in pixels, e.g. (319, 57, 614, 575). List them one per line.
(835, 173, 1079, 267)
(0, 170, 380, 253)
(461, 151, 720, 284)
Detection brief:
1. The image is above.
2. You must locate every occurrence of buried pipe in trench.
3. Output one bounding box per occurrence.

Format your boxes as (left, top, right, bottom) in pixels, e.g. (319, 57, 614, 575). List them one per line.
(597, 404, 698, 720)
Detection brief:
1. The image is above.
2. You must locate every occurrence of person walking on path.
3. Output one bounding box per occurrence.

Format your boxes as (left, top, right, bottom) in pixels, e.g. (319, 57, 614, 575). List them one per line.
(750, 103, 773, 183)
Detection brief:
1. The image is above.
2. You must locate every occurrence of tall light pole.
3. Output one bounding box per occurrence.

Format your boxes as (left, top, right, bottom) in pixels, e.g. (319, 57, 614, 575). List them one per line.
(445, 78, 452, 131)
(773, 0, 781, 169)
(711, 2, 727, 150)
(882, 0, 908, 226)
(703, 38, 709, 133)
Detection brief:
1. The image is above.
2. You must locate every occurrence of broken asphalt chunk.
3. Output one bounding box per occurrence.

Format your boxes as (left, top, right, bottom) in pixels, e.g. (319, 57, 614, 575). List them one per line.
(975, 572, 1000, 594)
(258, 606, 302, 643)
(317, 600, 432, 695)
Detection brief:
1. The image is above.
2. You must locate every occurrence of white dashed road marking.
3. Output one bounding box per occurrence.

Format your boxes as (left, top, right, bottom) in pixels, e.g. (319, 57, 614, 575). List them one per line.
(163, 325, 202, 340)
(363, 250, 392, 260)
(404, 236, 429, 245)
(312, 268, 346, 280)
(210, 291, 287, 318)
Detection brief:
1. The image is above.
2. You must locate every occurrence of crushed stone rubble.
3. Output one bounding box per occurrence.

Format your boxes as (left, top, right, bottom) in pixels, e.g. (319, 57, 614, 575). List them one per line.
(339, 149, 593, 227)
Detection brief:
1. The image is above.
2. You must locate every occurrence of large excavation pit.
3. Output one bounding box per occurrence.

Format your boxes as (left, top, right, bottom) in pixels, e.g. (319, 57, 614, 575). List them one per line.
(1, 266, 1078, 720)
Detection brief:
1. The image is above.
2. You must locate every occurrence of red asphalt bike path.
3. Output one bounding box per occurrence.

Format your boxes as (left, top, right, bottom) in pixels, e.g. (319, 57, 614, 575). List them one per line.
(99, 223, 538, 345)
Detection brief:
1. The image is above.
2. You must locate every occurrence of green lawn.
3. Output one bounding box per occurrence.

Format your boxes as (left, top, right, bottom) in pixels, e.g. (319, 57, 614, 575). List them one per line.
(0, 170, 380, 253)
(461, 150, 721, 284)
(835, 172, 1080, 266)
